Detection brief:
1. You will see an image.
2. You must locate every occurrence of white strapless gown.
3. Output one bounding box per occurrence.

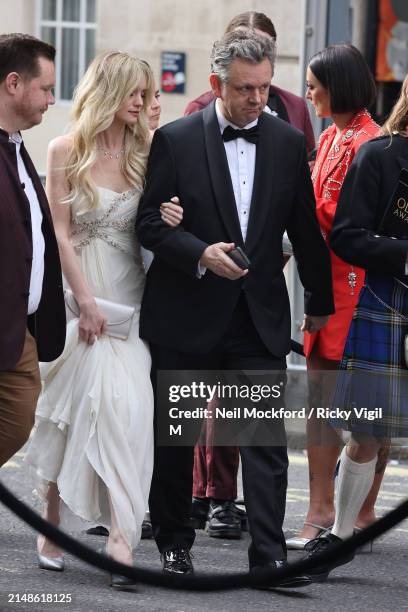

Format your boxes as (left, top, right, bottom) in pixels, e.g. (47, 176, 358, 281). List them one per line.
(25, 187, 153, 550)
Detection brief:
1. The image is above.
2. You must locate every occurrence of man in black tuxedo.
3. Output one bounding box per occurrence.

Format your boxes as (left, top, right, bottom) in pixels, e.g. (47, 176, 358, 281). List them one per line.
(136, 30, 334, 587)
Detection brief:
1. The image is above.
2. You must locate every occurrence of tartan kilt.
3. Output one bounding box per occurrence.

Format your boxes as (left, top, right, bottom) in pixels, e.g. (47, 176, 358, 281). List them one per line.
(330, 273, 408, 438)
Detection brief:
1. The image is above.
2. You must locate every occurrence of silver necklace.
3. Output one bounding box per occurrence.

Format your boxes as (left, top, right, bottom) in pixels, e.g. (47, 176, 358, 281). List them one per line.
(97, 147, 125, 160)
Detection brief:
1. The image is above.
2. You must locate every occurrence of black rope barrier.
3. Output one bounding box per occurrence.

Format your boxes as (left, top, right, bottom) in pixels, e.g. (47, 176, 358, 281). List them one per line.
(0, 479, 407, 590)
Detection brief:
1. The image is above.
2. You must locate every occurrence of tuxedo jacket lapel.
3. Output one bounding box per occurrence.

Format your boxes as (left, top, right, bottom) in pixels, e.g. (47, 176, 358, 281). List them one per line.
(203, 103, 244, 245)
(245, 113, 275, 253)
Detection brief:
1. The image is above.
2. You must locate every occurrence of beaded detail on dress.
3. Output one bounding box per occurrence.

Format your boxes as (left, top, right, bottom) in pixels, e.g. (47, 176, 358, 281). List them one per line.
(71, 188, 138, 253)
(311, 109, 379, 295)
(312, 110, 373, 201)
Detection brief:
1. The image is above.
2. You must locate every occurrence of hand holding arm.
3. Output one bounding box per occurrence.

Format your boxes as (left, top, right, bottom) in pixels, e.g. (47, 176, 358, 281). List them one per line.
(160, 196, 183, 227)
(136, 129, 210, 277)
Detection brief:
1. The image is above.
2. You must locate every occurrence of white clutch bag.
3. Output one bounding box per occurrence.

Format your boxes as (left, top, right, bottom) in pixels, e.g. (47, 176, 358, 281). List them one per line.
(64, 289, 135, 340)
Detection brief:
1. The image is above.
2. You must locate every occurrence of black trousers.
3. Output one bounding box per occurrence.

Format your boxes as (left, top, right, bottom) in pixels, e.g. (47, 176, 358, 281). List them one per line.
(149, 295, 288, 567)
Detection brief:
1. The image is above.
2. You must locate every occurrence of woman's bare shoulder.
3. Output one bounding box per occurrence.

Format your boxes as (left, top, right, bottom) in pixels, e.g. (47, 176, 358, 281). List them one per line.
(48, 134, 73, 161)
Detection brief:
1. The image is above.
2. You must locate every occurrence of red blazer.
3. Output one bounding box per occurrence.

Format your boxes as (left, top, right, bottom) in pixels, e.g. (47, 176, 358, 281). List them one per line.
(303, 110, 380, 360)
(0, 128, 66, 370)
(184, 85, 315, 153)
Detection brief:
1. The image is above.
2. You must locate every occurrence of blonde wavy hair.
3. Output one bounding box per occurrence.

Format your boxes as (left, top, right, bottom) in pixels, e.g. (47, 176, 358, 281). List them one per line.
(64, 51, 154, 213)
(382, 73, 408, 138)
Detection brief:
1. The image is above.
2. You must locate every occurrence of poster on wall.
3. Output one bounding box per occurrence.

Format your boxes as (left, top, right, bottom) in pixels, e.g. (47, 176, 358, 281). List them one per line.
(161, 52, 186, 94)
(376, 0, 408, 81)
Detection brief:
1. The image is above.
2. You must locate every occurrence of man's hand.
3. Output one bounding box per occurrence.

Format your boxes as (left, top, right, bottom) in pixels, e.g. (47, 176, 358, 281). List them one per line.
(160, 196, 183, 227)
(301, 315, 329, 333)
(199, 242, 248, 280)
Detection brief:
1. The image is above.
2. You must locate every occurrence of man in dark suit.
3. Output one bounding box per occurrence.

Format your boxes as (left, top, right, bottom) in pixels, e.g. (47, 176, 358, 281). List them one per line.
(184, 11, 315, 538)
(0, 34, 66, 467)
(136, 30, 333, 587)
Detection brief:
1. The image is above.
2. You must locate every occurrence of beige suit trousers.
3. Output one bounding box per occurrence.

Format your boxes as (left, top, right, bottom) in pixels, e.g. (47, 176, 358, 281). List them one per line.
(0, 329, 41, 467)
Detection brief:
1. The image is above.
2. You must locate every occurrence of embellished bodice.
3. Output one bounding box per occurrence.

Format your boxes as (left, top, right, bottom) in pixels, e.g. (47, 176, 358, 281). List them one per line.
(70, 187, 141, 255)
(312, 110, 380, 202)
(68, 186, 145, 306)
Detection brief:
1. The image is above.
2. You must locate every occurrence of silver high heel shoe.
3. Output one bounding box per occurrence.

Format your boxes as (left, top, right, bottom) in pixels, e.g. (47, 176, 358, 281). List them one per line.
(37, 553, 65, 571)
(37, 536, 64, 571)
(286, 522, 333, 550)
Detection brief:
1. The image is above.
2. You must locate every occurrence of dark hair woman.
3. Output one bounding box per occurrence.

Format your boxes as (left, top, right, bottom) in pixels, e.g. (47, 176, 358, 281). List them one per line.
(287, 44, 389, 550)
(305, 72, 408, 579)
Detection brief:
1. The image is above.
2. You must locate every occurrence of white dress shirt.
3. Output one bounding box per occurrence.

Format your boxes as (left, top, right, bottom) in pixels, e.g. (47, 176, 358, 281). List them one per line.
(215, 99, 257, 242)
(9, 132, 45, 314)
(197, 101, 260, 278)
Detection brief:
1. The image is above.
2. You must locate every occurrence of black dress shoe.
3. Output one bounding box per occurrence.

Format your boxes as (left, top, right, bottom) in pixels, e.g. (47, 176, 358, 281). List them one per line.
(161, 548, 194, 575)
(110, 573, 138, 590)
(207, 500, 241, 539)
(251, 560, 312, 589)
(190, 497, 210, 529)
(97, 545, 137, 590)
(304, 533, 355, 582)
(86, 525, 109, 536)
(141, 519, 153, 539)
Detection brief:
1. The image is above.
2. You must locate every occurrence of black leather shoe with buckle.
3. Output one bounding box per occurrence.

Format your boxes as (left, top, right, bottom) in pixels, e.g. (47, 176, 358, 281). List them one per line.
(251, 560, 312, 589)
(161, 548, 194, 575)
(304, 533, 355, 582)
(207, 500, 242, 539)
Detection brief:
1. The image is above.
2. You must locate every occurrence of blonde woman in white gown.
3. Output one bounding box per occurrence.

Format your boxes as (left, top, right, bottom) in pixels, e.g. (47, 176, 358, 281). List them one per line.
(25, 52, 182, 586)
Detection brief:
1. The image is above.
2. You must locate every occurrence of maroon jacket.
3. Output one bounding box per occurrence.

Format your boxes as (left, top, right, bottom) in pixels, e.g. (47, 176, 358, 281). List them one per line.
(184, 85, 315, 153)
(0, 128, 66, 370)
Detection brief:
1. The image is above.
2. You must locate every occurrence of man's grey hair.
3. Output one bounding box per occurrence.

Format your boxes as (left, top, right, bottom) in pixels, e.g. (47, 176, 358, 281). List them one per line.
(210, 29, 276, 83)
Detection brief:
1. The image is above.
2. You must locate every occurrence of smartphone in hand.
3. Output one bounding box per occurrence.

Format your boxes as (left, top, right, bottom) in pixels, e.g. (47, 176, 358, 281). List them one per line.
(227, 246, 251, 270)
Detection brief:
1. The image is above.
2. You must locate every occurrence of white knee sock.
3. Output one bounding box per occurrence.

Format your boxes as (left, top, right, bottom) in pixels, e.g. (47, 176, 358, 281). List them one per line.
(331, 446, 377, 540)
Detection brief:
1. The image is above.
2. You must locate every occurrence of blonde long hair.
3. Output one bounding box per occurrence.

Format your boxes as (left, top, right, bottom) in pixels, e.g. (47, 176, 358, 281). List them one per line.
(64, 51, 154, 213)
(382, 74, 408, 138)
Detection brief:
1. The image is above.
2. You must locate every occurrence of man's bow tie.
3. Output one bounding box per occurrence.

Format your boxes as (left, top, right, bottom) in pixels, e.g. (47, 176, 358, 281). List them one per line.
(222, 124, 259, 145)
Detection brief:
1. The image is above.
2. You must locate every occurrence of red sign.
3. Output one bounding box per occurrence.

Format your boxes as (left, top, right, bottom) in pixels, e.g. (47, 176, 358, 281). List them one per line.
(161, 71, 177, 92)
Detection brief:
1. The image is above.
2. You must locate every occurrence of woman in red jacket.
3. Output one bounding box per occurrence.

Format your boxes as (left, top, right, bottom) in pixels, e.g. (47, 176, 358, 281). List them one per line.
(287, 44, 389, 549)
